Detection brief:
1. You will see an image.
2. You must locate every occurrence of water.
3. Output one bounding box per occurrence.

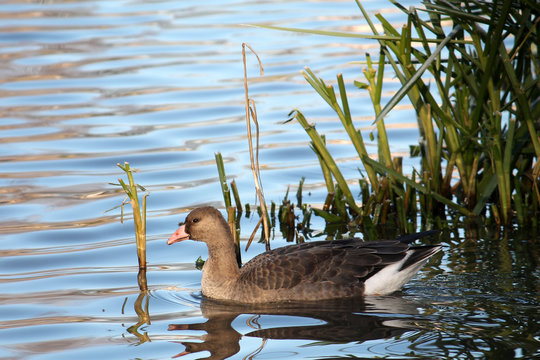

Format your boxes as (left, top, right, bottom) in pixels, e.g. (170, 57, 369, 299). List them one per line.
(0, 0, 538, 359)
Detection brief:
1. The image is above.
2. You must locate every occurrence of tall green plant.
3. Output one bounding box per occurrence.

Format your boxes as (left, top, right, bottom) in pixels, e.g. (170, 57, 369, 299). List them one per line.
(113, 162, 148, 270)
(108, 162, 149, 290)
(261, 0, 539, 226)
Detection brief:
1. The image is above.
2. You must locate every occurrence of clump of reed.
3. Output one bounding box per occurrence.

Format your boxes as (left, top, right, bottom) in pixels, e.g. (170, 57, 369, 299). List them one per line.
(215, 156, 312, 245)
(206, 44, 315, 265)
(263, 0, 539, 229)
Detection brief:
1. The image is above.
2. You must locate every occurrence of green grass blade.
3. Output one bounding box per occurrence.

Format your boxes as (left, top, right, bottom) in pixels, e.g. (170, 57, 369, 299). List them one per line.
(291, 110, 361, 214)
(499, 44, 540, 157)
(215, 152, 232, 209)
(374, 25, 462, 125)
(312, 136, 335, 194)
(312, 208, 343, 223)
(230, 179, 243, 212)
(362, 155, 475, 217)
(246, 23, 471, 45)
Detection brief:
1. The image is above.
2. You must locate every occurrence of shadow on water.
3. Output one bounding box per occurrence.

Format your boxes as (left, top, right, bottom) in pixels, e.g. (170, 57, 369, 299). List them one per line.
(167, 296, 420, 360)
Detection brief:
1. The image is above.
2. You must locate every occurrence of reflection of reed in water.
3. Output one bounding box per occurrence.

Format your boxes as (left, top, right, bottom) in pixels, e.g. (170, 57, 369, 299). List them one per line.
(125, 286, 151, 344)
(168, 296, 419, 360)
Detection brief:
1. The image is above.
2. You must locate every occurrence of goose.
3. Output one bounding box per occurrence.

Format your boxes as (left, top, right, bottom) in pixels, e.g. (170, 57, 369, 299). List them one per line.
(167, 206, 441, 303)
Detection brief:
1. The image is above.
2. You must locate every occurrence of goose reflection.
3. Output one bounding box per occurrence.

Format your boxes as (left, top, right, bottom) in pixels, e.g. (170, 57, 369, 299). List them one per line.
(168, 295, 420, 359)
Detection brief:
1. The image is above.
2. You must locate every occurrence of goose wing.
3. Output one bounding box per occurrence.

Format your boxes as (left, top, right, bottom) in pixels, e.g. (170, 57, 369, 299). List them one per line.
(238, 239, 411, 290)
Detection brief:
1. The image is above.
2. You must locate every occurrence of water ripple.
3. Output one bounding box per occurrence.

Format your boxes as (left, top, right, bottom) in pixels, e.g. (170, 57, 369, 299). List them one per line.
(6, 2, 527, 360)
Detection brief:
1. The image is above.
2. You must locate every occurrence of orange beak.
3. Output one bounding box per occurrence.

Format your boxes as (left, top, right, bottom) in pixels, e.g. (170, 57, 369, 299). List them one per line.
(167, 224, 190, 245)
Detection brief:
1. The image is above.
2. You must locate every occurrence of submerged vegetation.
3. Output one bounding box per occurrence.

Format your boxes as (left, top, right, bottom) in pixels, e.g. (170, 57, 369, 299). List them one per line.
(262, 0, 539, 230)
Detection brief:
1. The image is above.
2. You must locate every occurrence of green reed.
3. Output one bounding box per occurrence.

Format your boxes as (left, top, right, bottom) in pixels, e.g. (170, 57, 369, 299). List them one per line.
(215, 152, 242, 265)
(113, 163, 148, 269)
(258, 0, 539, 227)
(215, 152, 232, 209)
(109, 162, 148, 290)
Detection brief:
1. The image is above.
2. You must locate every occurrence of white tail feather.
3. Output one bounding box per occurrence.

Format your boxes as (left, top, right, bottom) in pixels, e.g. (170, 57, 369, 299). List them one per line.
(363, 251, 433, 296)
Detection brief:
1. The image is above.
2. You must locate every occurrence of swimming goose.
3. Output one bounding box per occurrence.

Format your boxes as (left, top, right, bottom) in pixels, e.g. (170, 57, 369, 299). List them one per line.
(167, 206, 441, 303)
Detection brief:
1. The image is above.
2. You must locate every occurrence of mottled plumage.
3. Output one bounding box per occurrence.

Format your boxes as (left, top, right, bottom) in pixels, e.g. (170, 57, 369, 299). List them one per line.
(168, 206, 441, 303)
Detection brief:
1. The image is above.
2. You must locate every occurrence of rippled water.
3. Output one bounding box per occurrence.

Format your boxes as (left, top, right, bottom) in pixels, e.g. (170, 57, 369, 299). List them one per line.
(1, 0, 538, 359)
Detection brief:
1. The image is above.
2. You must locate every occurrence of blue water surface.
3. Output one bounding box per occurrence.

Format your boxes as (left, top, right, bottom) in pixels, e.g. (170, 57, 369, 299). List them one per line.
(0, 0, 538, 359)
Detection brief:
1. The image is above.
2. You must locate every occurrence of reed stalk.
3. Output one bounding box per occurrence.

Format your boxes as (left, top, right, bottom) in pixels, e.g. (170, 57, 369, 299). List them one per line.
(215, 152, 232, 209)
(215, 152, 241, 259)
(230, 179, 243, 213)
(242, 43, 271, 250)
(227, 206, 242, 267)
(296, 177, 305, 209)
(289, 109, 362, 215)
(314, 135, 335, 196)
(302, 69, 379, 191)
(112, 162, 148, 273)
(360, 53, 392, 170)
(107, 162, 148, 291)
